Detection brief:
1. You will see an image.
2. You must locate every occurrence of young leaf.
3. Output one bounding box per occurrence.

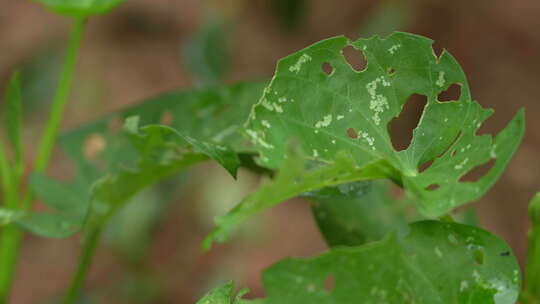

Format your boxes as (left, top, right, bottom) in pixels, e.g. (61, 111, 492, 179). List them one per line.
(203, 148, 397, 249)
(255, 221, 520, 303)
(244, 32, 524, 217)
(3, 71, 23, 174)
(32, 0, 126, 17)
(196, 282, 249, 304)
(305, 180, 413, 247)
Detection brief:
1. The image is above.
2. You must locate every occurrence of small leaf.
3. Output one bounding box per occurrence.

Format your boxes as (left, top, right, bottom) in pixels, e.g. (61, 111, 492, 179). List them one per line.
(32, 0, 126, 17)
(196, 282, 249, 304)
(255, 221, 520, 304)
(16, 213, 81, 238)
(3, 71, 23, 172)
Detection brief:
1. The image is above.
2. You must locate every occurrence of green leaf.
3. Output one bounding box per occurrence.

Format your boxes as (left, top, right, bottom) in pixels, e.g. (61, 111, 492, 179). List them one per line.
(32, 0, 126, 17)
(3, 71, 23, 174)
(196, 282, 249, 304)
(305, 180, 414, 247)
(184, 18, 230, 85)
(255, 221, 520, 304)
(26, 81, 265, 238)
(244, 32, 524, 217)
(30, 172, 88, 217)
(0, 208, 25, 225)
(204, 148, 397, 249)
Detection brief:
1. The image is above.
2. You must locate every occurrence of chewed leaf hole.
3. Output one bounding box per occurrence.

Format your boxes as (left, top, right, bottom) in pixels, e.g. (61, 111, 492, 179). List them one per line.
(426, 184, 440, 191)
(438, 83, 462, 102)
(473, 248, 485, 265)
(388, 94, 427, 151)
(342, 45, 367, 72)
(388, 67, 396, 75)
(346, 128, 358, 139)
(324, 274, 335, 292)
(459, 159, 495, 182)
(322, 62, 334, 76)
(419, 159, 433, 173)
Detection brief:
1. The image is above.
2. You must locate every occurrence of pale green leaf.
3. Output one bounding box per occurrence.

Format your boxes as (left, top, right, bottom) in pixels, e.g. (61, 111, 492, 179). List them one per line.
(32, 0, 126, 17)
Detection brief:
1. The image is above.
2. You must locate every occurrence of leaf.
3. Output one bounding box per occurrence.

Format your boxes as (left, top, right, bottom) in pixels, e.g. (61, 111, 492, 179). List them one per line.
(204, 148, 398, 249)
(3, 71, 23, 173)
(196, 282, 249, 304)
(244, 32, 524, 217)
(305, 180, 414, 247)
(254, 221, 520, 304)
(360, 0, 414, 37)
(32, 0, 126, 17)
(23, 82, 264, 238)
(184, 18, 230, 85)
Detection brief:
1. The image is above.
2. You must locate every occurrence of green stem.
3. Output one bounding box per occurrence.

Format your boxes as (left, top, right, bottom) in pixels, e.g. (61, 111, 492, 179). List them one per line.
(0, 17, 87, 303)
(63, 227, 102, 304)
(524, 192, 540, 303)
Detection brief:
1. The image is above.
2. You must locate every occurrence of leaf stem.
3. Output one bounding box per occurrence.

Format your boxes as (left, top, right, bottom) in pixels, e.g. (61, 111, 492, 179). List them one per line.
(63, 226, 102, 304)
(0, 16, 87, 303)
(524, 192, 540, 303)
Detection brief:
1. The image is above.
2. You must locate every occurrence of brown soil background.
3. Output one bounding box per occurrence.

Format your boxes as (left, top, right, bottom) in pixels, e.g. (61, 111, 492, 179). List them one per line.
(1, 0, 539, 303)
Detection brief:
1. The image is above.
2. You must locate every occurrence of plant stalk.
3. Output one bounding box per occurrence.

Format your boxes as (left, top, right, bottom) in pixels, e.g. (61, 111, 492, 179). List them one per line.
(524, 192, 540, 303)
(0, 16, 87, 303)
(62, 227, 102, 304)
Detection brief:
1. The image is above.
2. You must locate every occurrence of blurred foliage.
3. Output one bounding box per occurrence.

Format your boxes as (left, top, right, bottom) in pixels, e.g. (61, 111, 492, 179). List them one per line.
(360, 0, 415, 37)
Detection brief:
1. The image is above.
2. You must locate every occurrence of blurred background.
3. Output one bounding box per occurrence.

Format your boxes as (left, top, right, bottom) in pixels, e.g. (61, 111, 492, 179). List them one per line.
(0, 0, 539, 302)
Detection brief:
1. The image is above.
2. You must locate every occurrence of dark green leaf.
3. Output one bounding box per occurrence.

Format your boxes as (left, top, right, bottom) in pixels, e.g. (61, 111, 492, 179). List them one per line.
(255, 221, 520, 304)
(184, 19, 230, 85)
(32, 0, 126, 17)
(305, 181, 413, 247)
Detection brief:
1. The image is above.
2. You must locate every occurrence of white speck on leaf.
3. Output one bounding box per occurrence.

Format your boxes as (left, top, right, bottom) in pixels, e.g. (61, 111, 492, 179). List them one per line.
(315, 115, 333, 128)
(273, 103, 283, 113)
(313, 149, 319, 158)
(388, 44, 401, 55)
(454, 158, 469, 170)
(460, 280, 469, 292)
(337, 115, 344, 120)
(436, 71, 446, 87)
(261, 120, 271, 128)
(289, 53, 312, 73)
(435, 247, 443, 258)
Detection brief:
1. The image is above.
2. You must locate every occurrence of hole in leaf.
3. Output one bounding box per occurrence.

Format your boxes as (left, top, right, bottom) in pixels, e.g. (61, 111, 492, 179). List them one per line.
(321, 62, 334, 76)
(388, 67, 396, 75)
(342, 45, 367, 72)
(431, 43, 444, 59)
(437, 131, 462, 158)
(425, 184, 440, 191)
(459, 159, 495, 182)
(437, 83, 462, 102)
(473, 248, 485, 265)
(324, 274, 335, 292)
(419, 159, 433, 173)
(83, 134, 106, 160)
(346, 128, 358, 139)
(107, 116, 123, 132)
(160, 110, 174, 125)
(388, 94, 427, 151)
